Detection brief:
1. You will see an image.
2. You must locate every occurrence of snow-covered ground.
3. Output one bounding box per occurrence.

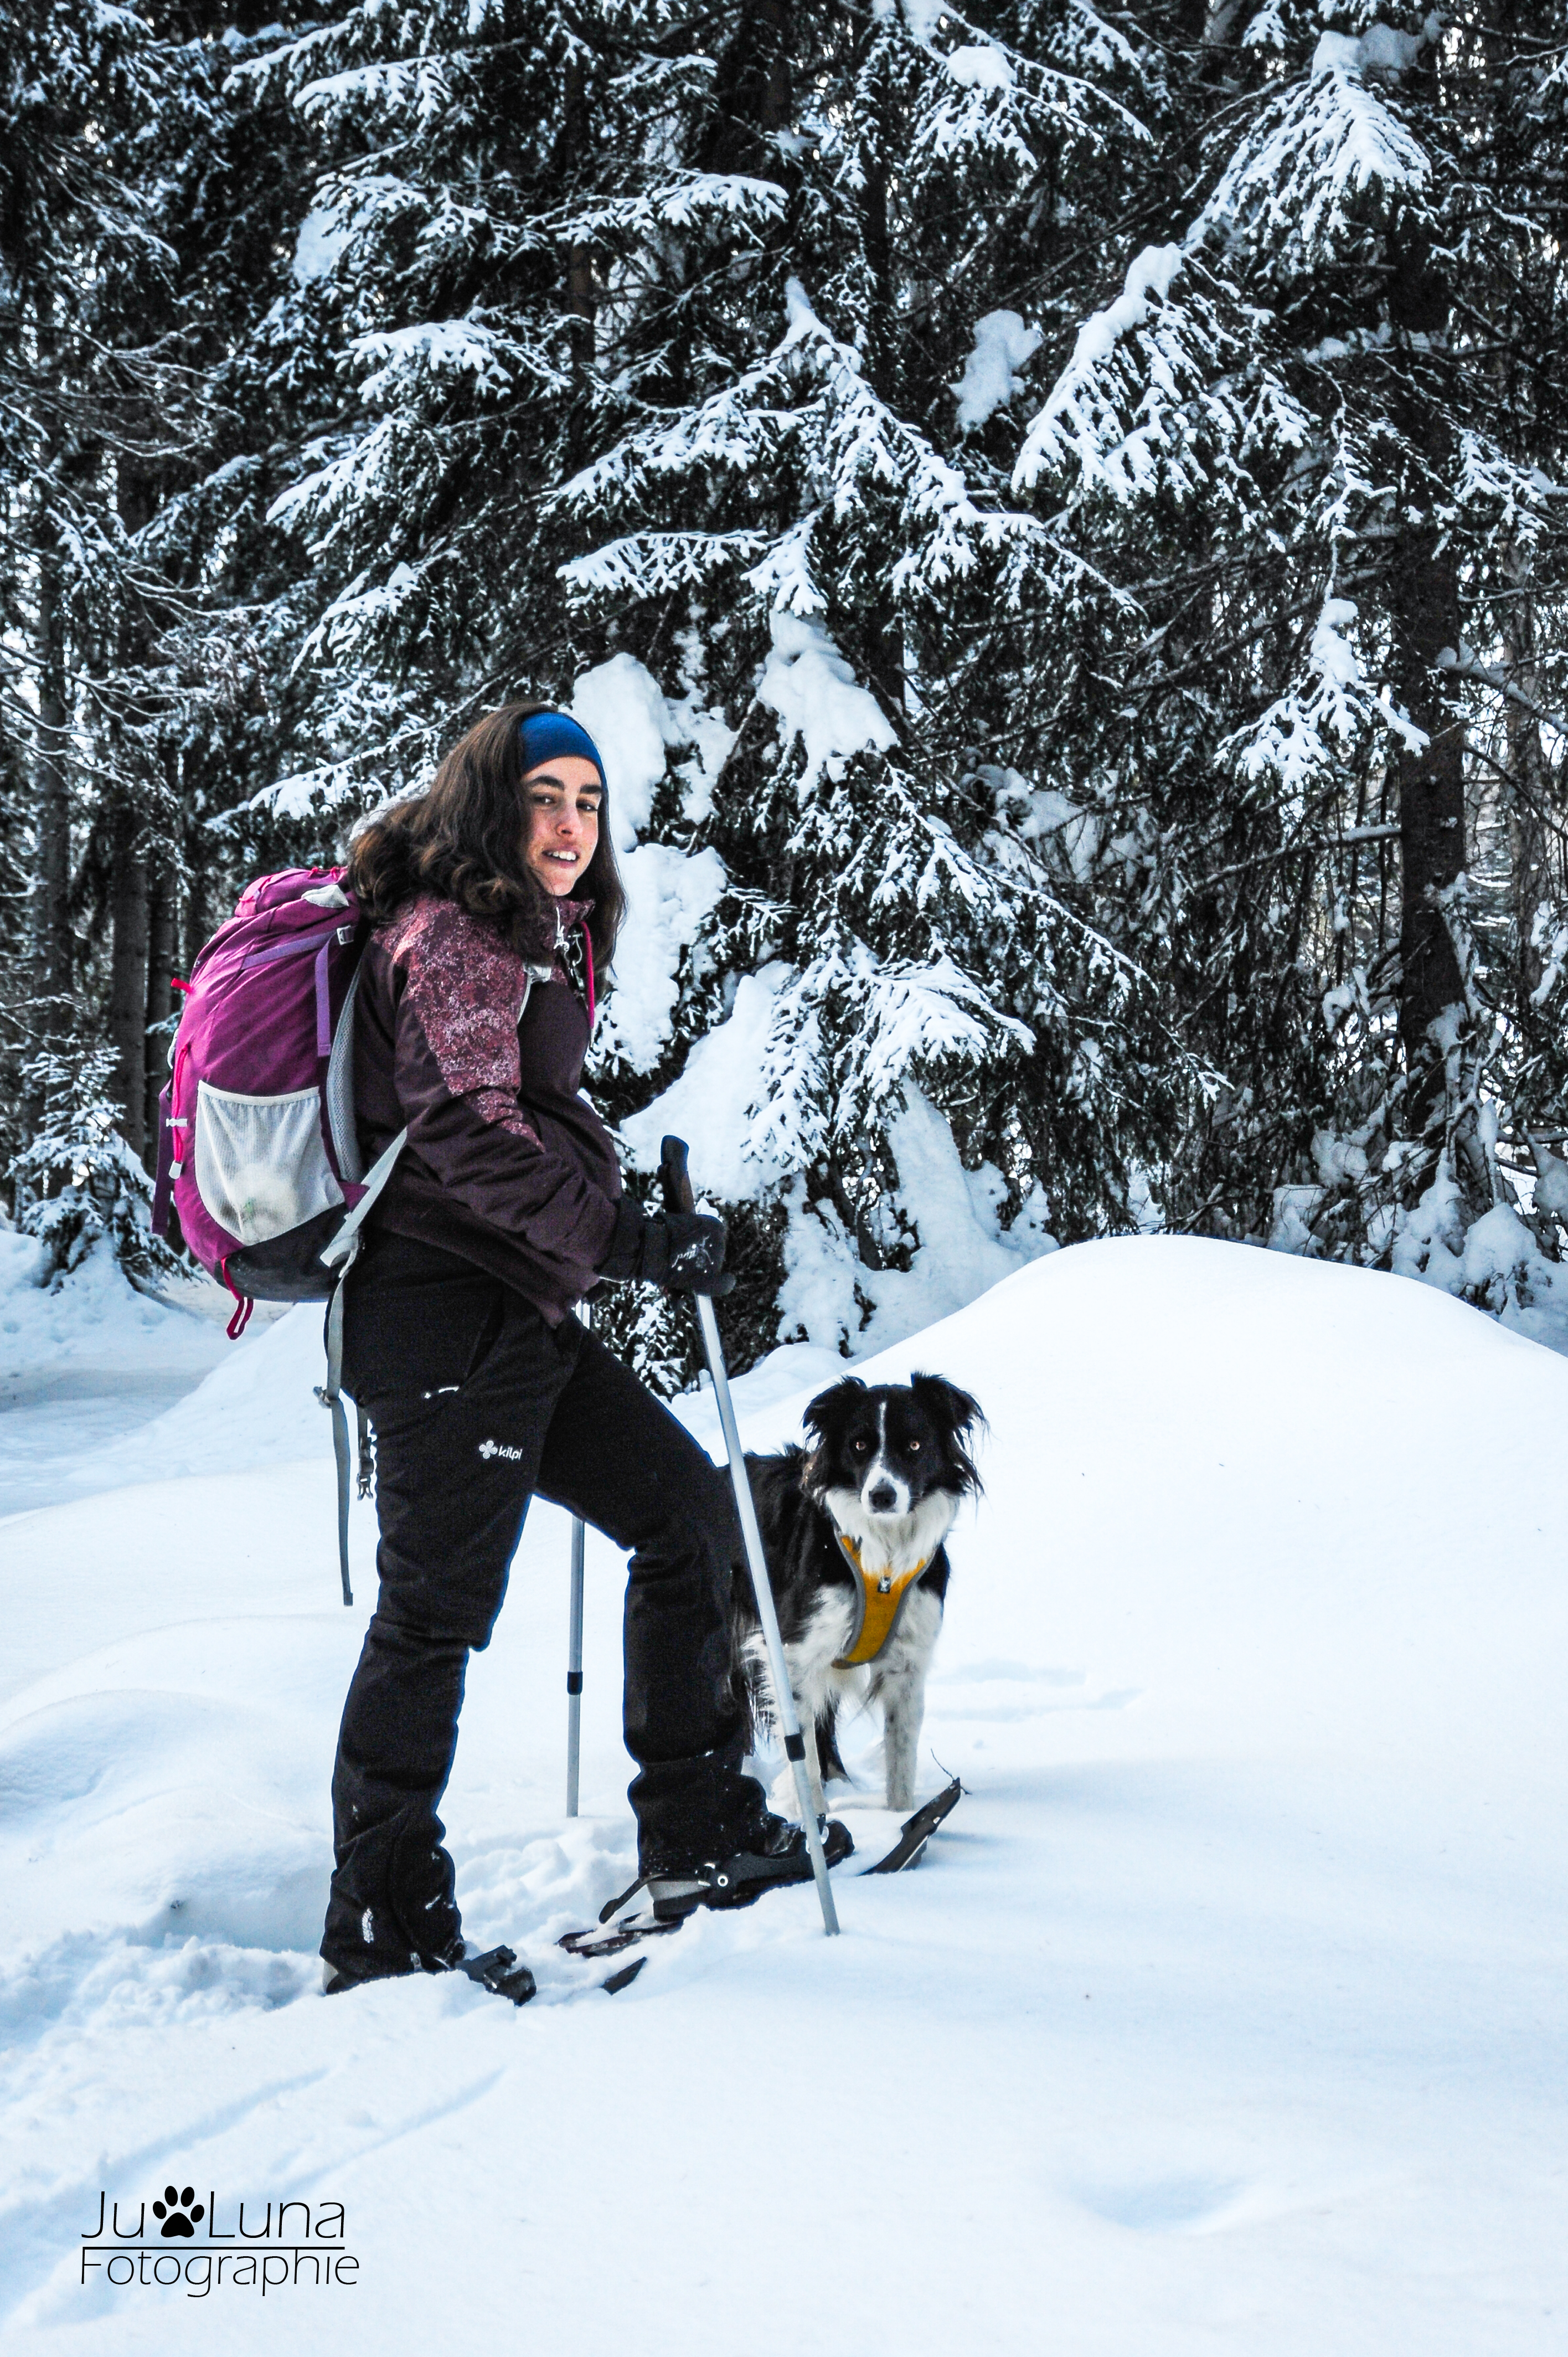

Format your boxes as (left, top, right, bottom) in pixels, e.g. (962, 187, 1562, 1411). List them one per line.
(0, 1234, 291, 1522)
(2, 1237, 1566, 2351)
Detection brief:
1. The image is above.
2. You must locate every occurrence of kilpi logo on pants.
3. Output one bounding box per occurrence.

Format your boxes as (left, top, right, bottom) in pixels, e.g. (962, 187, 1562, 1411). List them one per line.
(477, 1438, 526, 1461)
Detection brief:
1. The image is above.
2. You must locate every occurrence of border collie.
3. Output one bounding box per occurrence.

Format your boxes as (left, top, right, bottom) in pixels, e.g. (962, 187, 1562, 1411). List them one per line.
(737, 1374, 983, 1816)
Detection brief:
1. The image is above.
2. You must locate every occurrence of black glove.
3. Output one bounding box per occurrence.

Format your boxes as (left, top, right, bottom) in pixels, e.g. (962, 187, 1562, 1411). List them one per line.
(648, 1210, 733, 1294)
(598, 1199, 735, 1295)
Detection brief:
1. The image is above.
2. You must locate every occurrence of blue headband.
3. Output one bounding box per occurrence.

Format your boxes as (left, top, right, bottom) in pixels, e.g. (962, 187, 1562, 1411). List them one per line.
(518, 710, 607, 790)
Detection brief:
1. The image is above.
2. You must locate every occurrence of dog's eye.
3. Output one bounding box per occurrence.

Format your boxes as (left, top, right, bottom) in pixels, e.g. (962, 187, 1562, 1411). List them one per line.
(907, 1439, 921, 1452)
(852, 1438, 870, 1454)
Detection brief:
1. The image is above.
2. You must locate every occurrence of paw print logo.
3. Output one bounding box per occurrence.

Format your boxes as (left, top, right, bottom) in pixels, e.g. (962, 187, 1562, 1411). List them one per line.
(152, 2186, 204, 2239)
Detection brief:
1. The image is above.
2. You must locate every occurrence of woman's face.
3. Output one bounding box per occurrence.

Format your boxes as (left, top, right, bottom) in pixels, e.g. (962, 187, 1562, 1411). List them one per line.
(522, 755, 602, 896)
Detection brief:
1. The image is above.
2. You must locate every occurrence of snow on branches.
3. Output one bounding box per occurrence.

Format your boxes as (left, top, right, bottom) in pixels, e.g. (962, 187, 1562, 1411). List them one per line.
(28, 0, 1560, 1368)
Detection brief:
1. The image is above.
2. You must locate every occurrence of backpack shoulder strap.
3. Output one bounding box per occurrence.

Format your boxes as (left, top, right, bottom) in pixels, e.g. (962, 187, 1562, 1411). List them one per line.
(317, 1125, 408, 1606)
(324, 956, 366, 1183)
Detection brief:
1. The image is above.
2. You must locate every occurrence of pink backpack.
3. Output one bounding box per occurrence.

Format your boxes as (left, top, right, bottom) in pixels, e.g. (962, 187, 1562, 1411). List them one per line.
(152, 866, 408, 1602)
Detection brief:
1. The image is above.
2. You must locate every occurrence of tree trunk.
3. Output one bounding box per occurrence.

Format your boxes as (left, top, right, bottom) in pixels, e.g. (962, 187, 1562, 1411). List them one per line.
(1387, 218, 1467, 1133)
(854, 68, 907, 721)
(144, 843, 176, 1162)
(31, 528, 74, 1040)
(1390, 550, 1466, 1102)
(110, 454, 167, 1166)
(566, 237, 595, 408)
(108, 800, 149, 1157)
(1500, 544, 1552, 1003)
(559, 58, 597, 477)
(698, 0, 792, 174)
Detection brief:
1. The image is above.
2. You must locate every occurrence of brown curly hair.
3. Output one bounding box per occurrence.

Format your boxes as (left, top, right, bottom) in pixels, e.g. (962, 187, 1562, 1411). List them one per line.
(346, 700, 627, 972)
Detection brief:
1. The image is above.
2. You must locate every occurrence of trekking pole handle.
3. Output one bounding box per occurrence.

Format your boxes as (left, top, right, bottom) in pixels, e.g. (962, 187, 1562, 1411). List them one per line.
(660, 1134, 696, 1217)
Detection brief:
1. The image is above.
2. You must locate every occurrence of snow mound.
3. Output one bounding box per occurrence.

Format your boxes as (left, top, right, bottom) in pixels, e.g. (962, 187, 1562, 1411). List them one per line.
(0, 1295, 329, 1530)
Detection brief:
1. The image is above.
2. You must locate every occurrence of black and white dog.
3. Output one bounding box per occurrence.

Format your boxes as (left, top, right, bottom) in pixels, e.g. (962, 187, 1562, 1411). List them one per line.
(736, 1374, 983, 1816)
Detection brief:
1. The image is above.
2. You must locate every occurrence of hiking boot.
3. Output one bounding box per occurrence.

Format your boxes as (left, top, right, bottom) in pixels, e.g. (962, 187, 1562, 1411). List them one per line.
(323, 1953, 426, 1995)
(639, 1812, 854, 1919)
(323, 1941, 535, 2005)
(322, 1926, 464, 1994)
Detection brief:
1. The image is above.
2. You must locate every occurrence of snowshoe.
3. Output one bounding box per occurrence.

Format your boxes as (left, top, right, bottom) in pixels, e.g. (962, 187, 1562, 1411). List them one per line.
(561, 1814, 853, 1959)
(561, 1786, 964, 1979)
(865, 1776, 963, 1872)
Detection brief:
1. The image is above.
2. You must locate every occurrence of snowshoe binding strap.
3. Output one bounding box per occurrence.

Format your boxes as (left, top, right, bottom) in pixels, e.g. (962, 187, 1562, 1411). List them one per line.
(561, 1910, 690, 1959)
(582, 1818, 855, 1953)
(597, 1873, 650, 1925)
(594, 1873, 708, 1928)
(701, 1817, 855, 1907)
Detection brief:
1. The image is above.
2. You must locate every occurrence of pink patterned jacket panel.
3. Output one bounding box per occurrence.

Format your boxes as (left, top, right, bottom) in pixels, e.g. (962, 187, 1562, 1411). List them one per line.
(353, 894, 622, 1319)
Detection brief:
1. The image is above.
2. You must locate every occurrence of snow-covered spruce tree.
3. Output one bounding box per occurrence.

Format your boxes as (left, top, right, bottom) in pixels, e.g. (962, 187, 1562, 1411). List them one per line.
(228, 0, 745, 815)
(7, 1042, 182, 1281)
(541, 1, 1223, 1375)
(226, 0, 1568, 1369)
(116, 11, 344, 1026)
(236, 0, 1212, 1379)
(1005, 2, 1568, 1337)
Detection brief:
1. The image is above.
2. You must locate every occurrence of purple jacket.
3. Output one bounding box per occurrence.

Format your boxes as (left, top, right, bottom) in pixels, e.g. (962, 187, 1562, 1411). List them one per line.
(353, 892, 625, 1321)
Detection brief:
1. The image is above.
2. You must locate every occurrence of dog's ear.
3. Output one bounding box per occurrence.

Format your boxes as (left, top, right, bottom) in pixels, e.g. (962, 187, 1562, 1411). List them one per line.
(800, 1377, 865, 1496)
(910, 1372, 983, 1441)
(802, 1376, 866, 1447)
(911, 1373, 986, 1495)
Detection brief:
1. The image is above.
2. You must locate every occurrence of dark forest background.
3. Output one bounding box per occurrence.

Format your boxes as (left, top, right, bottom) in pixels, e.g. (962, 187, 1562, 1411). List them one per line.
(4, 0, 1567, 1376)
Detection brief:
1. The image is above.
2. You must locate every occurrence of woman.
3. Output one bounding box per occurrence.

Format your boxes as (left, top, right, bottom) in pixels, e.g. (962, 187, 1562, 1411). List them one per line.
(322, 701, 845, 1993)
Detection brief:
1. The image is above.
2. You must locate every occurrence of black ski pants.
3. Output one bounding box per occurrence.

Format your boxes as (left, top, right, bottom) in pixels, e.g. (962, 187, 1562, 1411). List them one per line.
(322, 1235, 760, 1979)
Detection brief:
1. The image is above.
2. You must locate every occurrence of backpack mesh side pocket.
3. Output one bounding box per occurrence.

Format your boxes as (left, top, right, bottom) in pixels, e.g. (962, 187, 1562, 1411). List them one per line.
(194, 1079, 344, 1247)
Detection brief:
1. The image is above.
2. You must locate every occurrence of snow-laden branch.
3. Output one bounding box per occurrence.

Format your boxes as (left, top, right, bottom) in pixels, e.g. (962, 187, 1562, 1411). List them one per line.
(559, 531, 770, 604)
(1454, 434, 1568, 548)
(1199, 35, 1431, 277)
(1437, 645, 1568, 744)
(352, 319, 516, 404)
(895, 0, 1152, 158)
(561, 277, 1054, 621)
(1015, 38, 1433, 503)
(843, 956, 1037, 1112)
(554, 174, 787, 241)
(1012, 245, 1243, 502)
(780, 280, 1056, 602)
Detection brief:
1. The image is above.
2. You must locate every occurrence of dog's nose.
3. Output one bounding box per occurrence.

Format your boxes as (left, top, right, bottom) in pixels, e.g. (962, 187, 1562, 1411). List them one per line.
(867, 1481, 898, 1513)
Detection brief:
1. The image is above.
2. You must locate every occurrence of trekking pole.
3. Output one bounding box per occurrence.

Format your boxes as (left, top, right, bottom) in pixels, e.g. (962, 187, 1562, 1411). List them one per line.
(660, 1136, 840, 1937)
(565, 1305, 589, 1818)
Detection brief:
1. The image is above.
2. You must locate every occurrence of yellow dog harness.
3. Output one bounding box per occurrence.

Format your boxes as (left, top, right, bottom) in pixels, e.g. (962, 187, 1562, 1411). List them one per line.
(832, 1532, 935, 1667)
